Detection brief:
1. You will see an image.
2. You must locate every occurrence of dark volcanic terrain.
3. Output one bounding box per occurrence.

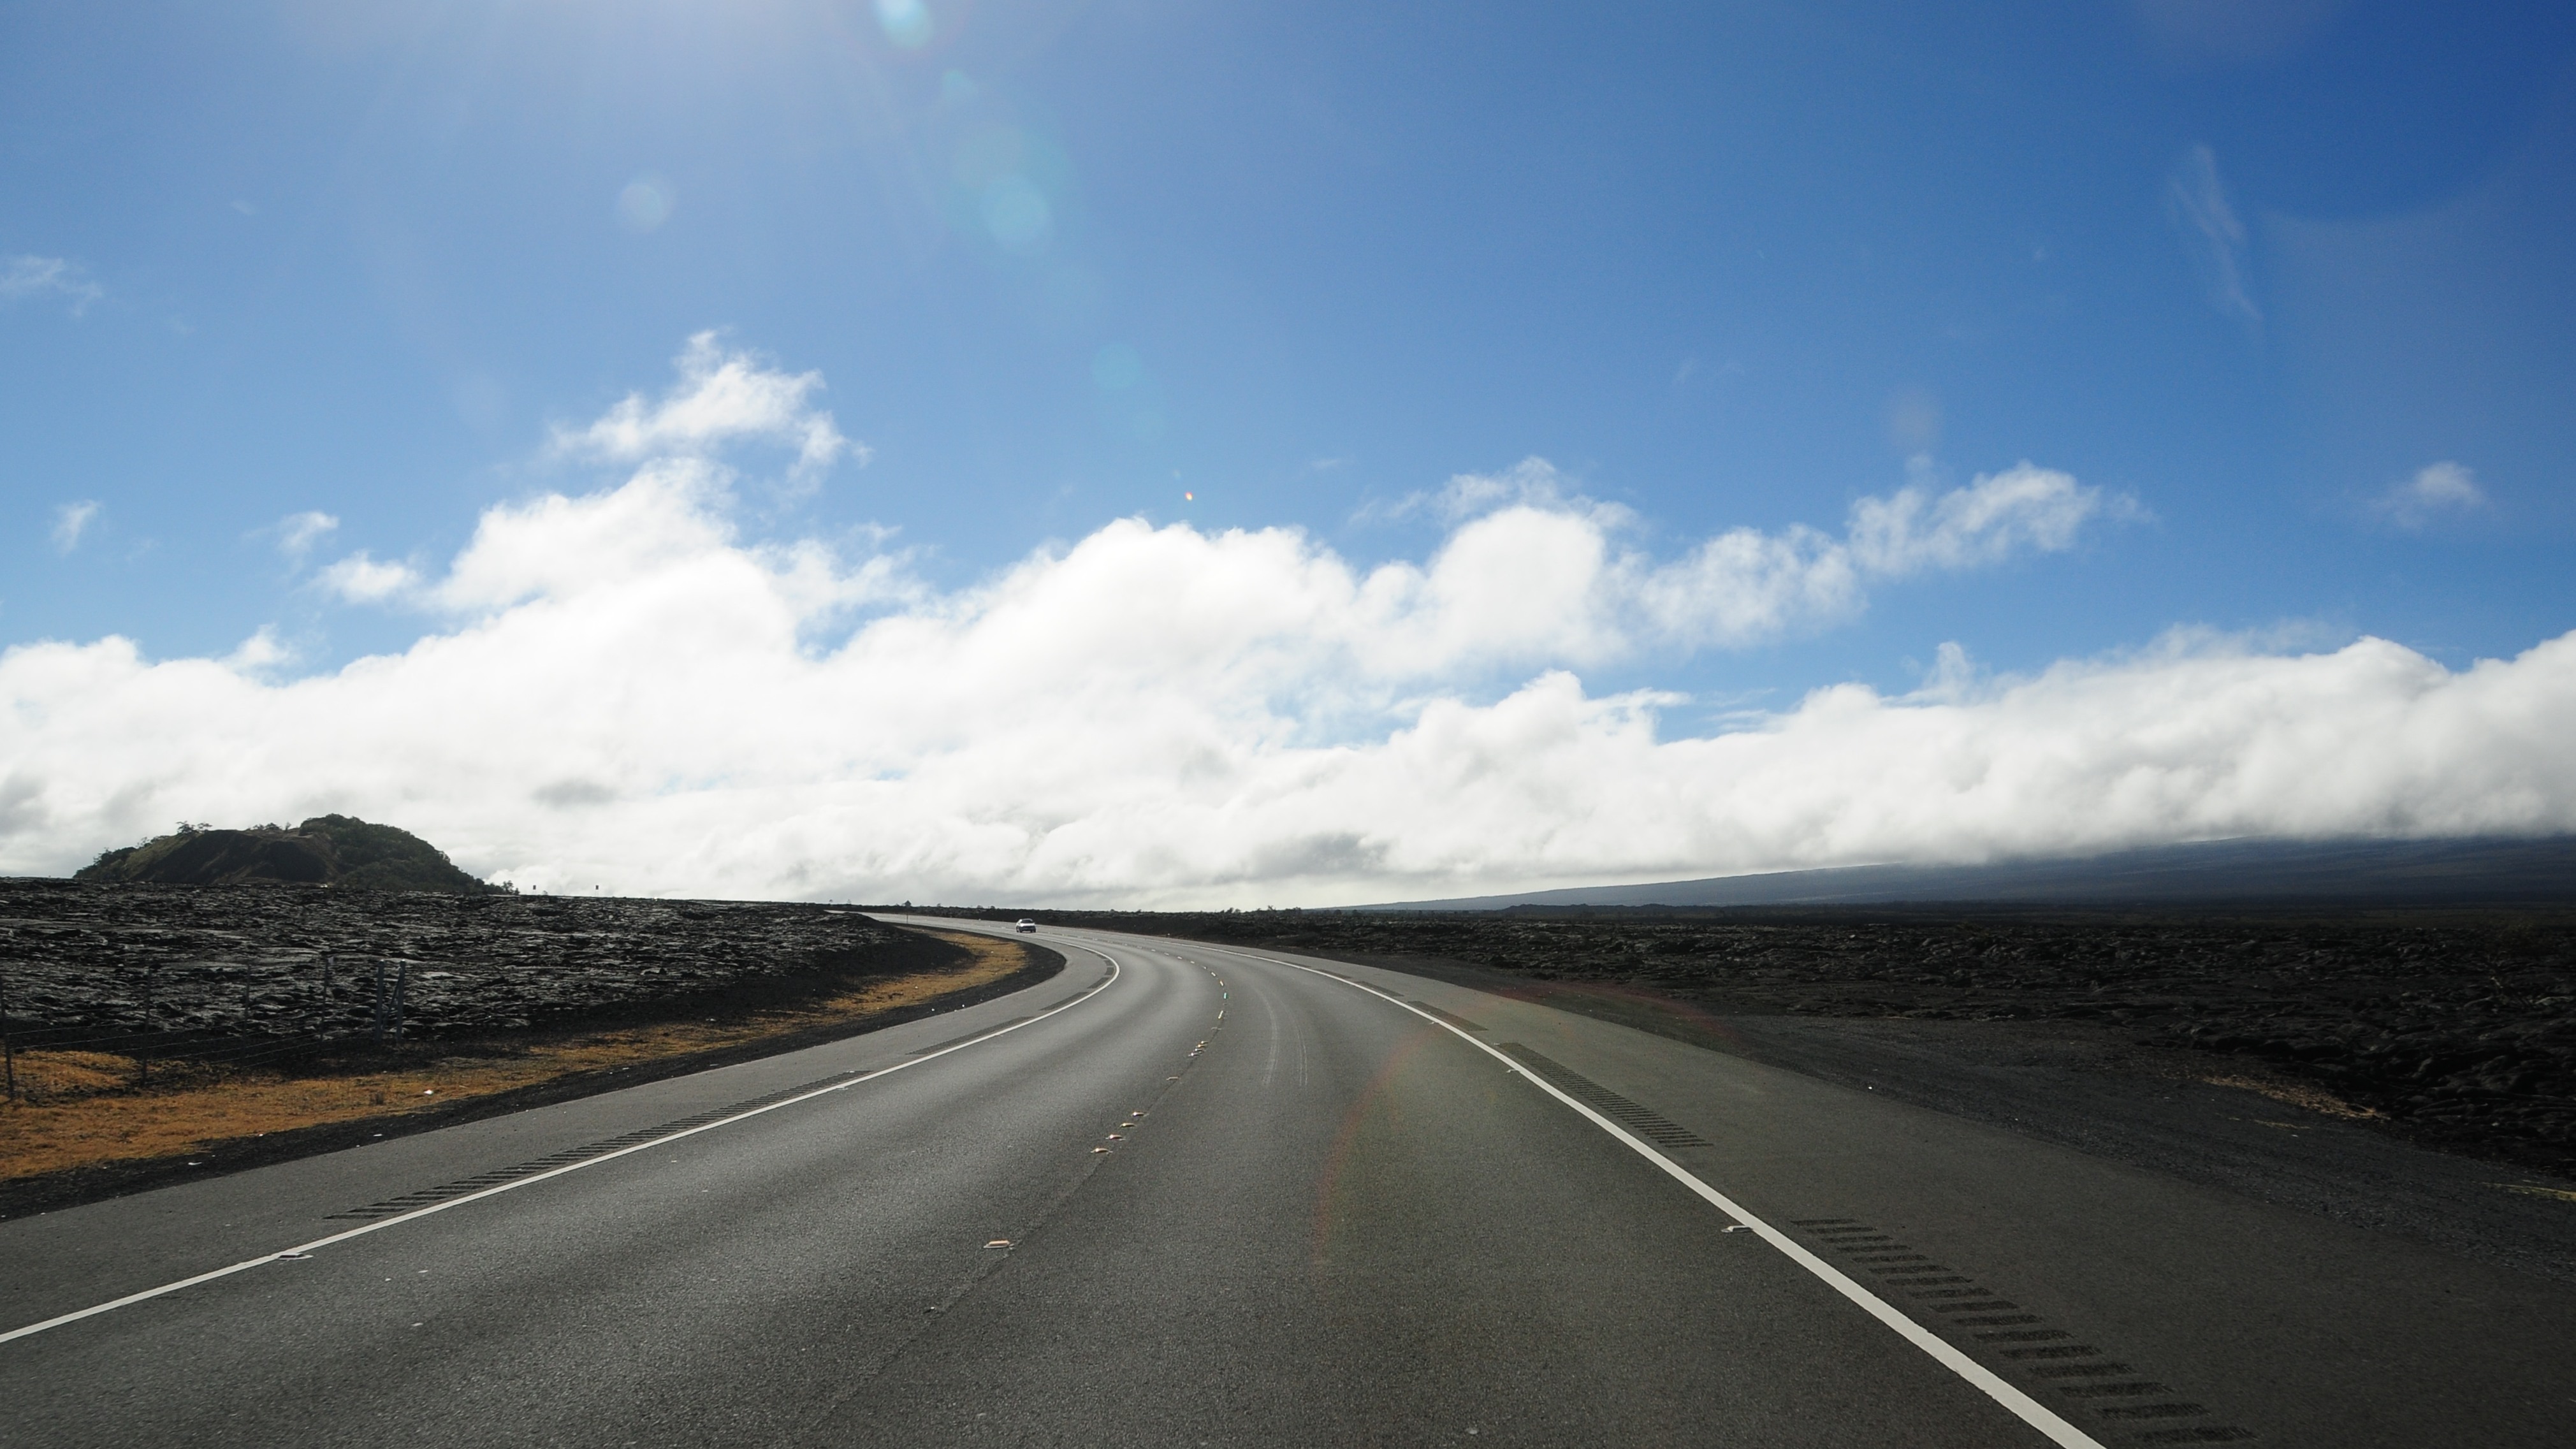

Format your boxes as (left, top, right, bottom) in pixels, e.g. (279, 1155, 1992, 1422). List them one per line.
(0, 884, 1056, 1214)
(0, 880, 924, 1044)
(941, 906, 2576, 1176)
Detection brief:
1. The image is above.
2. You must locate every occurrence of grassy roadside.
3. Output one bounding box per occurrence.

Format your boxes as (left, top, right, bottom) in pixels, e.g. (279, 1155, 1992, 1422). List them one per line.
(0, 928, 1042, 1199)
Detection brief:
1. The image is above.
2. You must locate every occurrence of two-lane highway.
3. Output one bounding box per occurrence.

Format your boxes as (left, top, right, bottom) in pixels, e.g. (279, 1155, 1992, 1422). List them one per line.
(4, 921, 2572, 1446)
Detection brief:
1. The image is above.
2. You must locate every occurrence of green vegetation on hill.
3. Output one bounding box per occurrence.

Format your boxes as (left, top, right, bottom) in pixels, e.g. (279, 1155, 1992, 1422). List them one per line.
(74, 815, 500, 894)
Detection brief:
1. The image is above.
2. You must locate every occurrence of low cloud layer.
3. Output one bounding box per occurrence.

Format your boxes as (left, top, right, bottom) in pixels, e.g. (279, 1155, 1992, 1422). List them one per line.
(4, 342, 2567, 905)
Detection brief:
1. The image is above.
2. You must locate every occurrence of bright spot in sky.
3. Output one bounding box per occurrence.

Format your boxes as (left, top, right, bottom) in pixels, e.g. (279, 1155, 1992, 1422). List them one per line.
(616, 175, 674, 233)
(1091, 342, 1143, 390)
(953, 124, 1024, 185)
(982, 175, 1052, 252)
(1888, 385, 1942, 453)
(875, 0, 933, 50)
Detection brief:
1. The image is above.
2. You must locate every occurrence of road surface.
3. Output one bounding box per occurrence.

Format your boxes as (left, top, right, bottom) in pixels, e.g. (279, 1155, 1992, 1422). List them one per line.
(3, 921, 2572, 1446)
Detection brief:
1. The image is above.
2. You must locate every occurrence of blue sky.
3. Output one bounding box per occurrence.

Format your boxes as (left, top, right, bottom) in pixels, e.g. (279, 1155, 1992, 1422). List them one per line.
(4, 1, 2575, 901)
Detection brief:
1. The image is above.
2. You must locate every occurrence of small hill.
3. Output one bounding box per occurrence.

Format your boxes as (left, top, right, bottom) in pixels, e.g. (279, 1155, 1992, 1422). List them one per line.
(74, 815, 496, 894)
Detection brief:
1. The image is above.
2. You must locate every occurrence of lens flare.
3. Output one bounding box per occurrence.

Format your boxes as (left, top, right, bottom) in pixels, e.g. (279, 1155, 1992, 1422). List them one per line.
(1091, 342, 1143, 390)
(875, 0, 933, 48)
(616, 175, 674, 233)
(952, 125, 1026, 189)
(981, 175, 1052, 252)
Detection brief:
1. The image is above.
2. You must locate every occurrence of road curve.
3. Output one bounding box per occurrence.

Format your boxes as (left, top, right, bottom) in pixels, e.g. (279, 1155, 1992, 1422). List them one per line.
(3, 921, 2570, 1447)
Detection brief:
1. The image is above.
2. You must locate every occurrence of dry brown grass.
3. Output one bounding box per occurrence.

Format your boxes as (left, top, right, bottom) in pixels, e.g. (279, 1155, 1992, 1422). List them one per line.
(2197, 1072, 2385, 1121)
(0, 929, 1027, 1183)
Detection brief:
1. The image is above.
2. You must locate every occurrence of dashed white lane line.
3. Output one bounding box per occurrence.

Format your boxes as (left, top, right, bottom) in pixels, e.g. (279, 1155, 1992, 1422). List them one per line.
(0, 945, 1126, 1348)
(1202, 942, 2112, 1449)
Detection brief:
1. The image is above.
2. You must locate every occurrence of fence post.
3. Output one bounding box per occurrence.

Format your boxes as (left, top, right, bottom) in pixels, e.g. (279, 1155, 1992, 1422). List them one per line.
(391, 962, 409, 1042)
(2, 964, 16, 1105)
(371, 960, 387, 1046)
(138, 961, 157, 1087)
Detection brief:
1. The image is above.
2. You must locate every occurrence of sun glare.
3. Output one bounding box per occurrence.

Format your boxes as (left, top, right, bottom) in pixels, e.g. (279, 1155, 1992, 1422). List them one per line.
(875, 0, 933, 49)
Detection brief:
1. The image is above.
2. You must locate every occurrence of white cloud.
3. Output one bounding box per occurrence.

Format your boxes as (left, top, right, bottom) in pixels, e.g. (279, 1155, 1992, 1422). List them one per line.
(1429, 457, 1610, 523)
(317, 551, 423, 602)
(1847, 463, 2123, 576)
(1365, 458, 2123, 655)
(1631, 460, 2124, 650)
(5, 486, 2570, 903)
(1, 254, 104, 316)
(2167, 145, 2260, 326)
(1355, 457, 1594, 526)
(222, 628, 293, 673)
(2373, 461, 2486, 530)
(551, 332, 856, 480)
(10, 340, 2551, 907)
(272, 510, 340, 560)
(1633, 521, 1860, 648)
(50, 500, 100, 554)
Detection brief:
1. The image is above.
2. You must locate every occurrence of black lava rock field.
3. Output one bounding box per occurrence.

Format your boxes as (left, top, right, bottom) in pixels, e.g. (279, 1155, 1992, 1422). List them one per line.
(0, 880, 929, 1044)
(956, 905, 2576, 1174)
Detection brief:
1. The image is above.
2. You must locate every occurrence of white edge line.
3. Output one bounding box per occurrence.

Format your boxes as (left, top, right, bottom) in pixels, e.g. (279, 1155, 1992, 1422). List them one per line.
(1219, 945, 2111, 1449)
(0, 940, 1122, 1348)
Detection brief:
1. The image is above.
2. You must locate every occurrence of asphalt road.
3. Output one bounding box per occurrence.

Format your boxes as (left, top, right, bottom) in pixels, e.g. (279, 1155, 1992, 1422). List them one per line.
(4, 921, 2572, 1447)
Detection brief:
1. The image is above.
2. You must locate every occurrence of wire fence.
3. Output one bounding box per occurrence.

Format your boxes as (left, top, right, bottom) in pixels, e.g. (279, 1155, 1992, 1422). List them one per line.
(0, 954, 421, 1105)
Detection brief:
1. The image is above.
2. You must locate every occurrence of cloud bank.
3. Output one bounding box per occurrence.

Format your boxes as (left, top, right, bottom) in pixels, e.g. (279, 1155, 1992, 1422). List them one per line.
(4, 342, 2569, 906)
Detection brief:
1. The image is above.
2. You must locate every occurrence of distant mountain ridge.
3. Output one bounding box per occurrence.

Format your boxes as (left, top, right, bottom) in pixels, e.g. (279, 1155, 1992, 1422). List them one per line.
(74, 815, 497, 894)
(1363, 836, 2576, 911)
